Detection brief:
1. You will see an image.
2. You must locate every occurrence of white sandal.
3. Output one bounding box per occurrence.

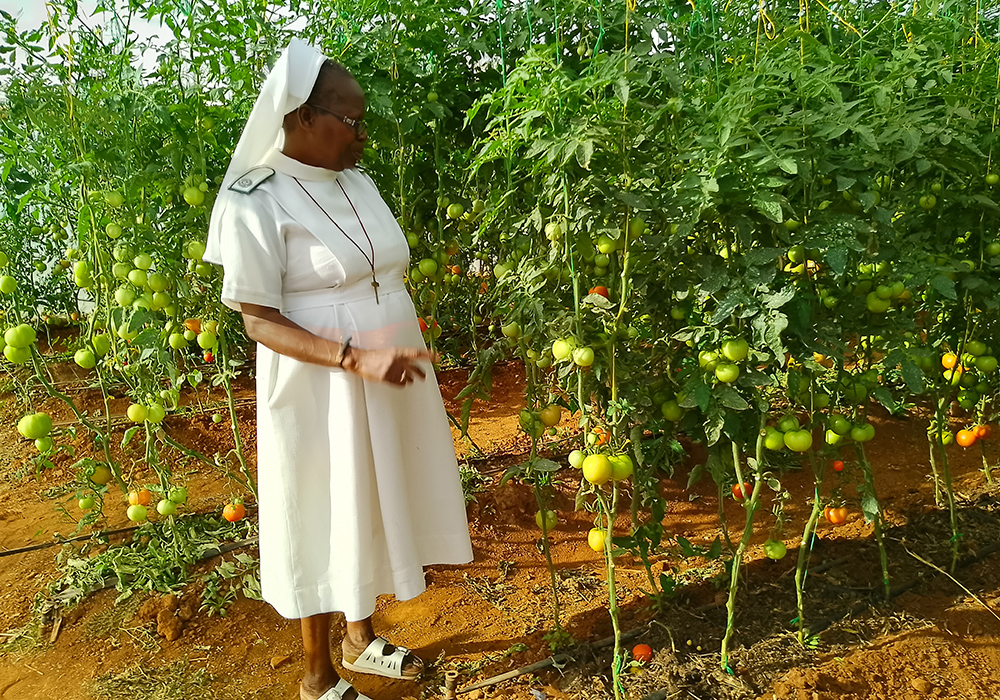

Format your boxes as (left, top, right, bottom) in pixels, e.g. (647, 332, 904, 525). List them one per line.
(303, 678, 372, 700)
(342, 636, 423, 680)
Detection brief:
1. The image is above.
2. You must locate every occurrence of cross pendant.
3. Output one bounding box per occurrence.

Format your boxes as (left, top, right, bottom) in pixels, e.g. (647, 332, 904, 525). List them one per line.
(372, 275, 380, 304)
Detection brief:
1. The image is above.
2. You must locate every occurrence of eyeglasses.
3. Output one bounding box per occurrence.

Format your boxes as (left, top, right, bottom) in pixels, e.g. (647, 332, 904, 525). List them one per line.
(306, 103, 367, 138)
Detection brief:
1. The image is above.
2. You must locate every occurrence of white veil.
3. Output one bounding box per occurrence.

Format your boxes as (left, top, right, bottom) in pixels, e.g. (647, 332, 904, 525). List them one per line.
(204, 38, 326, 265)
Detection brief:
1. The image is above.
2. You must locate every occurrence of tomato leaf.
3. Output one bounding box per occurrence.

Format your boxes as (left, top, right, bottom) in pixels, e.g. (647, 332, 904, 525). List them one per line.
(716, 386, 749, 411)
(752, 191, 783, 223)
(121, 426, 140, 449)
(872, 386, 902, 415)
(676, 536, 698, 558)
(860, 491, 880, 523)
(824, 247, 848, 276)
(530, 458, 561, 473)
(900, 359, 925, 394)
(930, 274, 957, 300)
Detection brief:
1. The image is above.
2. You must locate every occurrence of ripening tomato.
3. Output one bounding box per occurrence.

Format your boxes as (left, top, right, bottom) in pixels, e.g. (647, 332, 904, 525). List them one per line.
(942, 352, 958, 370)
(128, 489, 152, 506)
(539, 404, 562, 427)
(223, 500, 246, 522)
(587, 527, 606, 552)
(824, 506, 848, 525)
(956, 429, 977, 448)
(583, 454, 613, 485)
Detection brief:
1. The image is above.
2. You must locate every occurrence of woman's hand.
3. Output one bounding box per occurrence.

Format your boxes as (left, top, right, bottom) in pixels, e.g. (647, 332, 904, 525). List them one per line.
(240, 303, 438, 386)
(343, 346, 439, 386)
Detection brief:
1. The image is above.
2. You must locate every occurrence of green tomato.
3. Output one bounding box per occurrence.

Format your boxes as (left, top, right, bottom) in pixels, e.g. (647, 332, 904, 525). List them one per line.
(500, 322, 520, 339)
(5, 323, 37, 348)
(568, 450, 585, 468)
(764, 427, 785, 451)
(777, 415, 800, 433)
(535, 509, 557, 530)
(74, 348, 96, 369)
(156, 499, 178, 516)
(763, 540, 787, 560)
(197, 331, 218, 349)
(721, 338, 749, 363)
(126, 504, 148, 522)
(783, 429, 813, 452)
(17, 412, 53, 440)
(168, 487, 188, 504)
(830, 414, 851, 435)
(572, 346, 595, 367)
(975, 355, 997, 374)
(78, 496, 95, 511)
(715, 363, 740, 383)
(551, 338, 575, 361)
(661, 400, 683, 422)
(418, 258, 438, 276)
(0, 275, 17, 294)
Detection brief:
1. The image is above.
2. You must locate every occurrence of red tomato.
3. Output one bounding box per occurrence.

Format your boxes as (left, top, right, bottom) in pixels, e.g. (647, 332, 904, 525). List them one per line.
(732, 482, 752, 501)
(418, 317, 428, 333)
(203, 351, 214, 363)
(832, 460, 844, 472)
(589, 285, 609, 298)
(632, 643, 653, 663)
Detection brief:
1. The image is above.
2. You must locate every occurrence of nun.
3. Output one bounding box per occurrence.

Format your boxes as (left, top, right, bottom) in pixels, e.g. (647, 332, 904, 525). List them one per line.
(204, 39, 474, 700)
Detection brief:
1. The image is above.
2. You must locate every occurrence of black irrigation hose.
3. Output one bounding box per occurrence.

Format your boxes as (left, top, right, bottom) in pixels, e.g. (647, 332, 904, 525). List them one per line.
(456, 621, 653, 694)
(804, 540, 1000, 635)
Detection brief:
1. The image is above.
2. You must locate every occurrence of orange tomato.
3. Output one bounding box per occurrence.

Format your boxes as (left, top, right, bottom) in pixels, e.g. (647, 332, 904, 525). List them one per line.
(824, 505, 848, 525)
(941, 352, 958, 370)
(223, 501, 245, 522)
(450, 265, 462, 275)
(479, 281, 488, 294)
(588, 285, 610, 298)
(183, 318, 202, 334)
(590, 425, 608, 446)
(128, 488, 152, 506)
(975, 424, 991, 440)
(956, 429, 978, 448)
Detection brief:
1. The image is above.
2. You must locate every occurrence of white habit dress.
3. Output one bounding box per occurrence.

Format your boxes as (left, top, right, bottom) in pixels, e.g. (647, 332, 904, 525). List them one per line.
(213, 148, 473, 621)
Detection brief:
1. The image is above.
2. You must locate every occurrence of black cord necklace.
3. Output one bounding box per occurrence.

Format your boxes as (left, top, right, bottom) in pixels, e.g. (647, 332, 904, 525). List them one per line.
(293, 177, 380, 304)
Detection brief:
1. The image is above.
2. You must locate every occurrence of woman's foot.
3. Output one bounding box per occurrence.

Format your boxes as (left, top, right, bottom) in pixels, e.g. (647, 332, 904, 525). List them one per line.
(341, 634, 424, 679)
(300, 678, 360, 700)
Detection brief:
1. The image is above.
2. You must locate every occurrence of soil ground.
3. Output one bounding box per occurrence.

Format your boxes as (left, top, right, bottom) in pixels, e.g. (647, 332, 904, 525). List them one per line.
(2, 358, 1000, 700)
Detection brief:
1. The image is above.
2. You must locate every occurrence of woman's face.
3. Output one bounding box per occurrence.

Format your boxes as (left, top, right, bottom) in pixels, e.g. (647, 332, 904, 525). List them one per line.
(289, 78, 368, 171)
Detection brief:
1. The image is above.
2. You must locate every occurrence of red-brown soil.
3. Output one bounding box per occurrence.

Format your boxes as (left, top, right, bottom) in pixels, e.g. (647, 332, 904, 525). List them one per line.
(1, 359, 999, 700)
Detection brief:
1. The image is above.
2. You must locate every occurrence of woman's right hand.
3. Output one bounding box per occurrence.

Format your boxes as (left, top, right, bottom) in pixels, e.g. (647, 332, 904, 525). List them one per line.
(343, 346, 439, 386)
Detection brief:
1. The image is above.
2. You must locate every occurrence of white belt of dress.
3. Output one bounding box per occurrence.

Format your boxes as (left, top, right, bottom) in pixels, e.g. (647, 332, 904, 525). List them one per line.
(281, 279, 408, 312)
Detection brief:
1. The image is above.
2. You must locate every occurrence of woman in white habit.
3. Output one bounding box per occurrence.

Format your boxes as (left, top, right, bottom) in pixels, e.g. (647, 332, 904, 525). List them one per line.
(204, 39, 474, 700)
